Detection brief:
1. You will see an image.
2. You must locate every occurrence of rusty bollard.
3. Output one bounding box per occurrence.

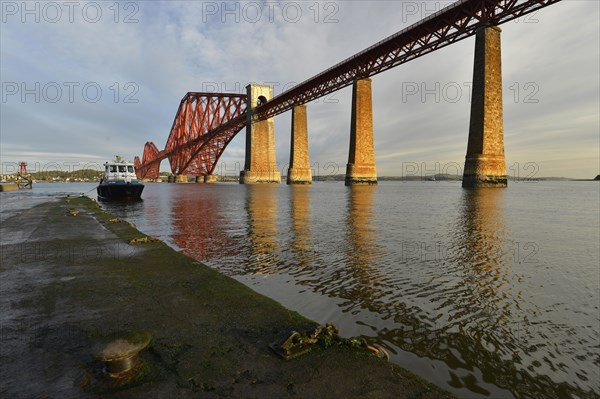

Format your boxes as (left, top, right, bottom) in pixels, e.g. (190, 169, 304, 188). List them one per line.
(95, 331, 151, 378)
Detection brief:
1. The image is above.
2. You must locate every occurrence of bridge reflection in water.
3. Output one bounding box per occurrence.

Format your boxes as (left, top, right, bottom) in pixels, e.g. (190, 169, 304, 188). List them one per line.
(106, 183, 597, 399)
(289, 186, 313, 269)
(170, 186, 236, 261)
(245, 185, 279, 275)
(371, 188, 584, 399)
(343, 187, 386, 313)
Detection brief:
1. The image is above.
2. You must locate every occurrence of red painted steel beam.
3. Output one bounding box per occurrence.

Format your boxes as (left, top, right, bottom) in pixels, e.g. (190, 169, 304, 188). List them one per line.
(138, 93, 247, 176)
(138, 0, 563, 176)
(135, 141, 161, 179)
(180, 114, 247, 175)
(254, 0, 563, 120)
(179, 95, 247, 175)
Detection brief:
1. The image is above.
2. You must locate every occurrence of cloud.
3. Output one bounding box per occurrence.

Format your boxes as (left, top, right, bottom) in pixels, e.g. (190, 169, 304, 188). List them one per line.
(1, 0, 598, 178)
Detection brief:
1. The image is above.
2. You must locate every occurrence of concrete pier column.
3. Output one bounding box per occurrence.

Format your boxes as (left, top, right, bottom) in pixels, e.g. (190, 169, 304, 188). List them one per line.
(463, 25, 507, 188)
(345, 78, 377, 186)
(287, 105, 312, 185)
(240, 84, 281, 184)
(176, 175, 188, 183)
(195, 176, 204, 184)
(204, 175, 218, 183)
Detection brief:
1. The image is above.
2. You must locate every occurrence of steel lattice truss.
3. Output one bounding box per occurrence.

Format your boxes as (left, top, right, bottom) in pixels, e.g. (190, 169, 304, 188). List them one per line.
(134, 142, 160, 179)
(137, 0, 562, 178)
(136, 93, 247, 179)
(255, 0, 563, 120)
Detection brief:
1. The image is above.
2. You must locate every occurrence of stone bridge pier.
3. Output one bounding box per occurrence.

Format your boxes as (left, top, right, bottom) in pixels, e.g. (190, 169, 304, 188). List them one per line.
(287, 105, 312, 184)
(346, 78, 377, 186)
(240, 84, 281, 184)
(463, 25, 507, 188)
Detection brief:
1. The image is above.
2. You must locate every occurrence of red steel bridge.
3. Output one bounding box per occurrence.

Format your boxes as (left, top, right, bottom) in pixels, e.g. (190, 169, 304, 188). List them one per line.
(135, 0, 562, 180)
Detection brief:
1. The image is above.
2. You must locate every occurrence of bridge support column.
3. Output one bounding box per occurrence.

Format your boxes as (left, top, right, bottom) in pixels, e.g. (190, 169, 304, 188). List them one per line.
(463, 25, 507, 188)
(204, 175, 218, 183)
(240, 84, 281, 184)
(345, 78, 377, 186)
(195, 176, 204, 184)
(176, 174, 188, 183)
(287, 105, 312, 185)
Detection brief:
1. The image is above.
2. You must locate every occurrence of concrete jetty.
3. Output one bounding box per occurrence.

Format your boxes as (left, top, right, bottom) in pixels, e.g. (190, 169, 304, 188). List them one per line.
(0, 197, 454, 398)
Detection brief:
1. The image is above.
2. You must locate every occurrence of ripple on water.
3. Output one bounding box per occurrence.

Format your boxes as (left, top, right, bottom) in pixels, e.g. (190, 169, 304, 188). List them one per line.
(99, 181, 600, 399)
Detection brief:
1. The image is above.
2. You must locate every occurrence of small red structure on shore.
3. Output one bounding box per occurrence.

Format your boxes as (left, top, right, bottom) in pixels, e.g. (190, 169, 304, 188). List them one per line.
(17, 161, 32, 189)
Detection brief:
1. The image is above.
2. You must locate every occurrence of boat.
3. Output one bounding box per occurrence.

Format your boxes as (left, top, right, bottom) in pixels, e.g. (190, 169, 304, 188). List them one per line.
(97, 156, 144, 200)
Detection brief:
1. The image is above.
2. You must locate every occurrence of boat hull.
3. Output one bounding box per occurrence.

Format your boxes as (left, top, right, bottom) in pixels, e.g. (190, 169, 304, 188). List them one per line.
(97, 183, 144, 200)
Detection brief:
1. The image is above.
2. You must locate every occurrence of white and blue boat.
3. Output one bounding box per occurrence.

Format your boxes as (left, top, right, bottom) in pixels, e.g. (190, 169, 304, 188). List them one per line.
(97, 156, 144, 200)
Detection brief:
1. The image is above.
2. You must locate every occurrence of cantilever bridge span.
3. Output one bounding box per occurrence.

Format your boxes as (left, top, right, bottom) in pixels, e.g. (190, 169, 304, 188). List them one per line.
(135, 0, 563, 187)
(135, 92, 247, 180)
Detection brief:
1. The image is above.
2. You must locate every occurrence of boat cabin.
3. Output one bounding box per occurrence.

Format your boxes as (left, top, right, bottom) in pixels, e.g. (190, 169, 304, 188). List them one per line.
(102, 156, 138, 183)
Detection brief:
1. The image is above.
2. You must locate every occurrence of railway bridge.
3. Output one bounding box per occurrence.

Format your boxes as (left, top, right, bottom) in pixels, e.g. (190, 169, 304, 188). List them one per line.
(135, 0, 563, 188)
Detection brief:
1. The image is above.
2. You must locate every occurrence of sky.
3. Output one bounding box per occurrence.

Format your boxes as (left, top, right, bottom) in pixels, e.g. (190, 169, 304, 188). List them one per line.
(1, 0, 599, 179)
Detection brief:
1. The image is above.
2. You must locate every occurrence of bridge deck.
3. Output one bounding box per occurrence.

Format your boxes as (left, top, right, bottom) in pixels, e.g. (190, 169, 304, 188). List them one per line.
(138, 0, 563, 177)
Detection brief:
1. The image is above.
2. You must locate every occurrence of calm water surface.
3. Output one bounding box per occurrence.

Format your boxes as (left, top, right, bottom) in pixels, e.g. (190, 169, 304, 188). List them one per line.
(3, 181, 598, 398)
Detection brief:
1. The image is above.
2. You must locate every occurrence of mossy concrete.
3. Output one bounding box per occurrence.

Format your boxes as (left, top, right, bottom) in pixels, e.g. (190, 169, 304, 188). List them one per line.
(0, 197, 455, 398)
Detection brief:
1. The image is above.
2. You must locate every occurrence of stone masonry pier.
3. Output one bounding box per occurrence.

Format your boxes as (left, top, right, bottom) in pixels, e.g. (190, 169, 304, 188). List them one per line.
(240, 84, 281, 184)
(462, 25, 508, 188)
(346, 78, 378, 186)
(287, 105, 313, 185)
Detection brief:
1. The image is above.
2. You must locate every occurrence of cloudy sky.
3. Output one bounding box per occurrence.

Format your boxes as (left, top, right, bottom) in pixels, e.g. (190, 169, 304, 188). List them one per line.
(1, 0, 598, 178)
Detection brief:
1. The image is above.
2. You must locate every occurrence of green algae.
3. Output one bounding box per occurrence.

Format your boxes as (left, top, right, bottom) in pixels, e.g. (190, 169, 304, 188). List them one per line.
(1, 196, 456, 398)
(128, 236, 161, 245)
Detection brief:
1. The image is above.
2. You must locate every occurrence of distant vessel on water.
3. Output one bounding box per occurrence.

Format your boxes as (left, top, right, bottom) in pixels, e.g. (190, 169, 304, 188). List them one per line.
(97, 156, 144, 200)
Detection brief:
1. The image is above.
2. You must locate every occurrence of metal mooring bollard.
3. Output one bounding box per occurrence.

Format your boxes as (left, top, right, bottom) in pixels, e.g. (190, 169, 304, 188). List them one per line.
(95, 331, 151, 377)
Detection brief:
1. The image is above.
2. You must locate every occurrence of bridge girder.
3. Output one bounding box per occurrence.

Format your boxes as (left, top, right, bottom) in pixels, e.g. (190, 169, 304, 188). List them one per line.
(135, 141, 161, 179)
(165, 93, 247, 176)
(254, 0, 563, 120)
(136, 0, 562, 179)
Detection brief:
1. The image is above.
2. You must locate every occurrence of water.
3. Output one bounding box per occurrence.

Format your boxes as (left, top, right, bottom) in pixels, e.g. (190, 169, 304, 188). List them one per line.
(2, 181, 598, 398)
